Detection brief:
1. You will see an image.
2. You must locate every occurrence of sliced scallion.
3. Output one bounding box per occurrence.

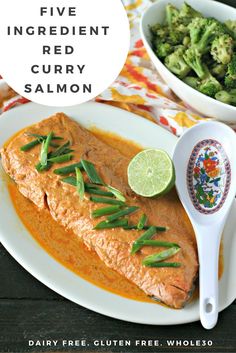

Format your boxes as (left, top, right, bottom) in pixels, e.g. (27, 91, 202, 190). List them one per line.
(106, 206, 139, 223)
(90, 196, 125, 206)
(144, 262, 181, 268)
(54, 162, 83, 175)
(92, 205, 121, 218)
(93, 218, 128, 230)
(135, 240, 180, 248)
(20, 139, 41, 151)
(40, 132, 53, 166)
(137, 214, 147, 230)
(81, 160, 104, 185)
(131, 226, 157, 254)
(106, 185, 126, 202)
(61, 176, 77, 187)
(75, 167, 85, 200)
(142, 247, 180, 266)
(48, 153, 72, 164)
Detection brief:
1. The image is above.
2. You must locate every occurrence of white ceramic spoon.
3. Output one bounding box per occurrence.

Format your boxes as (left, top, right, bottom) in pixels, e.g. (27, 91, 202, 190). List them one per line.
(173, 121, 236, 330)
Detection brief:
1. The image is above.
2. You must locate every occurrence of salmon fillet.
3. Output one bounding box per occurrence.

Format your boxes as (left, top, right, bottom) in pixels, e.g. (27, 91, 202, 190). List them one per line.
(0, 113, 198, 308)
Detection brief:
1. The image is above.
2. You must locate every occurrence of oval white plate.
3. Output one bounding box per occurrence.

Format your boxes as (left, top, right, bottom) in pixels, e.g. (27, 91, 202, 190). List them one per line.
(0, 102, 235, 325)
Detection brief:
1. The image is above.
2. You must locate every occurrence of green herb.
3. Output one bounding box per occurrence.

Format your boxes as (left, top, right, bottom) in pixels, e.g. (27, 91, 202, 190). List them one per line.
(20, 139, 41, 151)
(131, 226, 157, 254)
(135, 240, 180, 248)
(81, 160, 104, 185)
(137, 214, 147, 230)
(61, 176, 77, 187)
(144, 262, 181, 268)
(50, 141, 72, 158)
(27, 133, 63, 141)
(75, 167, 85, 200)
(93, 218, 128, 230)
(106, 185, 126, 202)
(53, 162, 83, 175)
(142, 247, 180, 266)
(90, 196, 125, 206)
(35, 162, 52, 172)
(85, 187, 114, 197)
(124, 225, 166, 232)
(106, 206, 139, 223)
(92, 205, 121, 218)
(48, 154, 72, 164)
(40, 132, 53, 166)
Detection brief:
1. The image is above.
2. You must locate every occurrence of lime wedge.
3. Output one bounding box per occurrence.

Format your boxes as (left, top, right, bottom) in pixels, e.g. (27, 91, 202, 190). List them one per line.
(127, 149, 175, 197)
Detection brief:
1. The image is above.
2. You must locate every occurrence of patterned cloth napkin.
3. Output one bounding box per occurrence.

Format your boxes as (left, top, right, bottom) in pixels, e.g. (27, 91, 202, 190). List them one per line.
(0, 0, 232, 136)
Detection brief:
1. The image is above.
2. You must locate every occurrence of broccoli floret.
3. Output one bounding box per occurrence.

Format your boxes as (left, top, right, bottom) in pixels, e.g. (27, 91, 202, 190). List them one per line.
(225, 20, 236, 39)
(179, 2, 202, 21)
(188, 18, 222, 53)
(183, 36, 191, 47)
(155, 42, 173, 58)
(199, 75, 222, 97)
(151, 23, 169, 41)
(183, 47, 206, 78)
(215, 89, 236, 105)
(165, 46, 191, 78)
(183, 76, 199, 89)
(166, 4, 179, 29)
(211, 34, 233, 64)
(225, 54, 236, 88)
(211, 63, 227, 79)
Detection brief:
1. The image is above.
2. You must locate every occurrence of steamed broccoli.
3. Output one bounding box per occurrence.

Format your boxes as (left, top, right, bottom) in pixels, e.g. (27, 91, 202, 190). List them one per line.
(215, 89, 236, 105)
(165, 46, 191, 78)
(183, 76, 199, 89)
(179, 2, 202, 22)
(183, 47, 205, 78)
(198, 74, 222, 97)
(151, 23, 169, 41)
(225, 20, 236, 39)
(155, 41, 173, 58)
(188, 18, 220, 54)
(225, 54, 236, 88)
(211, 63, 227, 79)
(166, 4, 179, 29)
(211, 34, 233, 64)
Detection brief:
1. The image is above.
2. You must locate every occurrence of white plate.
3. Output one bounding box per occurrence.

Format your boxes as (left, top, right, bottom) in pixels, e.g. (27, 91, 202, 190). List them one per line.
(0, 102, 235, 325)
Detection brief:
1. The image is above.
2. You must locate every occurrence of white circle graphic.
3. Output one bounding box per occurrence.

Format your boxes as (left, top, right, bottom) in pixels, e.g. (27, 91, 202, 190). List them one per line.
(0, 0, 130, 106)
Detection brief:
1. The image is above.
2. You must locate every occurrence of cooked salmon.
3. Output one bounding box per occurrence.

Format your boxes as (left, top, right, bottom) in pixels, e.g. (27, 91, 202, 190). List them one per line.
(0, 113, 198, 308)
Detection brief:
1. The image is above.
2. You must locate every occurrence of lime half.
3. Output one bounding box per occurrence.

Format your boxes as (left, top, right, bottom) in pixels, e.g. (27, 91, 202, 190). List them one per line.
(127, 149, 175, 198)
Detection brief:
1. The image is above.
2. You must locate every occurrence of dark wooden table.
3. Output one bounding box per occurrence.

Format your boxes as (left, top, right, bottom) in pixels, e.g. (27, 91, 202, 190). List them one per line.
(1, 1, 236, 352)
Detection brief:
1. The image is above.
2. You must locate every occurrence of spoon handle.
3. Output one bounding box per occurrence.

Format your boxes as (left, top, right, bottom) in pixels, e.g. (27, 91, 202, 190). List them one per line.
(197, 229, 221, 330)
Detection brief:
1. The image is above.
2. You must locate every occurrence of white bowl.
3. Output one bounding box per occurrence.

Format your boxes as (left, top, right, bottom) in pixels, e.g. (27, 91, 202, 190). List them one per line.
(140, 0, 236, 123)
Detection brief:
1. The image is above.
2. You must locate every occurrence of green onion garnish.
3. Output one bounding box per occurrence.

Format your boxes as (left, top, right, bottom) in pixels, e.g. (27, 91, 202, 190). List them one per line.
(106, 206, 139, 223)
(35, 162, 52, 172)
(142, 247, 180, 266)
(85, 187, 114, 197)
(61, 176, 77, 187)
(75, 167, 85, 200)
(20, 139, 41, 151)
(81, 160, 104, 185)
(124, 225, 166, 231)
(50, 141, 72, 158)
(106, 185, 126, 202)
(93, 218, 128, 230)
(48, 153, 72, 164)
(27, 133, 63, 141)
(144, 262, 181, 268)
(137, 214, 147, 230)
(131, 226, 157, 254)
(40, 132, 53, 166)
(135, 240, 180, 248)
(90, 196, 125, 206)
(54, 162, 83, 175)
(92, 205, 121, 218)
